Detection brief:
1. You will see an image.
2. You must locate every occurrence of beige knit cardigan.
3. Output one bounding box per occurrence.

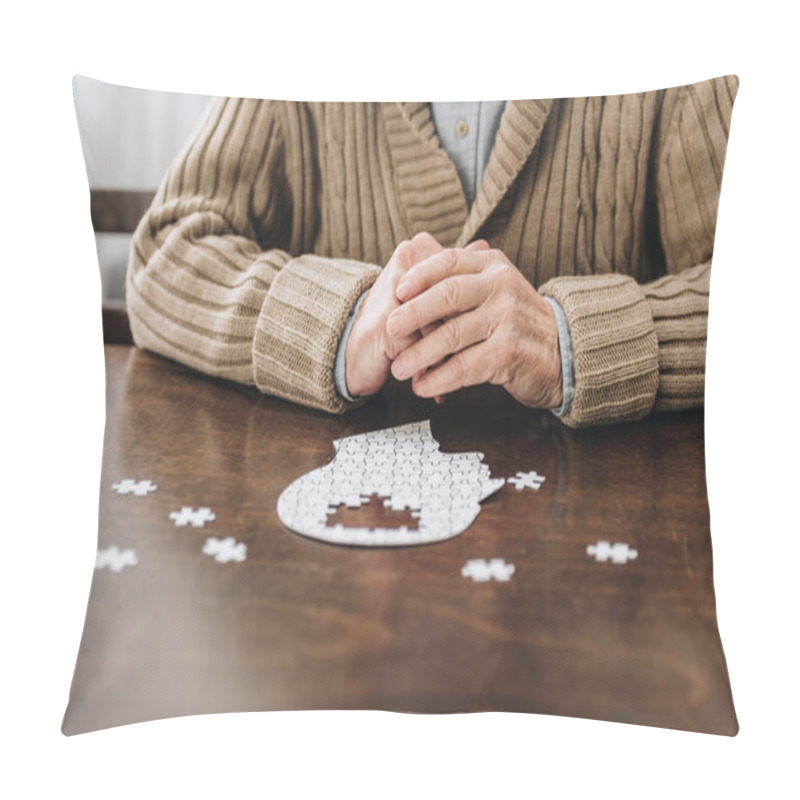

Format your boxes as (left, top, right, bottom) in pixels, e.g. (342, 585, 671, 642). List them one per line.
(127, 75, 739, 427)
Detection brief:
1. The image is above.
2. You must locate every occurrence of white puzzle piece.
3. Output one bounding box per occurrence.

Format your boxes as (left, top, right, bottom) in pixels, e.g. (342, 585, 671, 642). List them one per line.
(461, 558, 515, 582)
(587, 541, 638, 564)
(203, 537, 246, 563)
(277, 419, 505, 547)
(507, 471, 546, 491)
(95, 546, 138, 572)
(112, 479, 157, 496)
(169, 506, 216, 527)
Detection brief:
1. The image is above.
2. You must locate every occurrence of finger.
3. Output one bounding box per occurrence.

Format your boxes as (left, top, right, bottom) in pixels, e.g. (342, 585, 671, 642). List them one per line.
(384, 329, 420, 362)
(396, 248, 491, 302)
(420, 321, 439, 337)
(419, 321, 447, 404)
(409, 231, 444, 263)
(391, 233, 443, 276)
(387, 274, 487, 339)
(391, 309, 489, 380)
(418, 316, 449, 403)
(411, 340, 496, 398)
(411, 231, 444, 251)
(407, 244, 486, 402)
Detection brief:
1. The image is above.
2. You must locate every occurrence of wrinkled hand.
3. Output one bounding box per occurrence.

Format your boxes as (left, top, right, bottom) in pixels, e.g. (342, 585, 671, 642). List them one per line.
(345, 233, 489, 397)
(386, 247, 563, 409)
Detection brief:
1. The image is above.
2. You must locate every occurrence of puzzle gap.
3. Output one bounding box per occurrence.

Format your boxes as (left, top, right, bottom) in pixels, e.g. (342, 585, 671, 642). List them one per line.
(324, 493, 420, 532)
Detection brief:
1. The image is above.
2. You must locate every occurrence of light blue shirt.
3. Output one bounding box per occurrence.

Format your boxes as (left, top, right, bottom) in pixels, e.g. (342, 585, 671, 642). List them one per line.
(334, 102, 575, 416)
(429, 101, 506, 206)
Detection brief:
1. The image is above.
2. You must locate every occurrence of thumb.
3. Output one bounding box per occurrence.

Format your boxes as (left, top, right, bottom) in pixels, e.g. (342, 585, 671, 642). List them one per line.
(466, 239, 490, 251)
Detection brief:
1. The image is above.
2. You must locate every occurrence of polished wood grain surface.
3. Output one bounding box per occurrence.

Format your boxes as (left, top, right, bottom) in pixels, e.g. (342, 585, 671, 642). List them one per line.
(62, 345, 737, 736)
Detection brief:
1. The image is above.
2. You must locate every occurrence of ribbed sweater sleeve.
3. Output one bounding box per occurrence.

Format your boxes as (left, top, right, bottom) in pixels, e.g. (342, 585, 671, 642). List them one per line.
(539, 75, 738, 427)
(126, 97, 380, 413)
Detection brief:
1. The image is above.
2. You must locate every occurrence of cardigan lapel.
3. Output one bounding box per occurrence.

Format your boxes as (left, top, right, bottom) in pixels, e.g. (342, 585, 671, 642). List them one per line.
(383, 99, 553, 248)
(456, 98, 553, 247)
(383, 102, 470, 246)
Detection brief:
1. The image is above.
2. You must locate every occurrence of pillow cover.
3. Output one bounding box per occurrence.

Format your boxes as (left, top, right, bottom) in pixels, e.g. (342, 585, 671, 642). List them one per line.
(63, 74, 739, 736)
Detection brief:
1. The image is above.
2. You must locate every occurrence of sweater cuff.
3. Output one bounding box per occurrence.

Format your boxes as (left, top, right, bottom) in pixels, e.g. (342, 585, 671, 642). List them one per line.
(252, 255, 381, 413)
(333, 290, 369, 402)
(543, 297, 575, 417)
(538, 274, 659, 428)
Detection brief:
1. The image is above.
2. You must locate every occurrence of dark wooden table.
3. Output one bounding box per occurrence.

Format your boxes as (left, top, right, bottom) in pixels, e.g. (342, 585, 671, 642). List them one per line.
(62, 345, 737, 736)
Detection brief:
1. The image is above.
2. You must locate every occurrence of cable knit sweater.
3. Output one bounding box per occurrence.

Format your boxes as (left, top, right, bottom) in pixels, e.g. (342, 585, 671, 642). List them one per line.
(127, 75, 738, 427)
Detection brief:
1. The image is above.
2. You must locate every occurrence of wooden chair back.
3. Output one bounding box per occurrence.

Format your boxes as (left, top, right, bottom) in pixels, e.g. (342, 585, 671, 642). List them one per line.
(92, 189, 154, 344)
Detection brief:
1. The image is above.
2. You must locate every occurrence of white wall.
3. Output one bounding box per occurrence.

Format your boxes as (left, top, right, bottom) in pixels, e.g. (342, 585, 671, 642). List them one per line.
(73, 75, 212, 300)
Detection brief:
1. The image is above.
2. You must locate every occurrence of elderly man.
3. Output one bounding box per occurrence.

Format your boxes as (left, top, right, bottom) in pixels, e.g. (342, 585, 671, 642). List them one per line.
(127, 76, 737, 427)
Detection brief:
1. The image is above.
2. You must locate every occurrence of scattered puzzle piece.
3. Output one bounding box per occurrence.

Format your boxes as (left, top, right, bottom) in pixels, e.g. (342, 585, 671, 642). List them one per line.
(95, 546, 138, 572)
(203, 537, 246, 563)
(507, 471, 546, 491)
(169, 506, 216, 527)
(587, 541, 638, 564)
(461, 558, 515, 582)
(112, 479, 157, 496)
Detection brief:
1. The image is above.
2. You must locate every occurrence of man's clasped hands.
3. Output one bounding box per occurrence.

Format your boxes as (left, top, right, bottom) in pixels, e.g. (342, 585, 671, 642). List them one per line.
(345, 232, 564, 409)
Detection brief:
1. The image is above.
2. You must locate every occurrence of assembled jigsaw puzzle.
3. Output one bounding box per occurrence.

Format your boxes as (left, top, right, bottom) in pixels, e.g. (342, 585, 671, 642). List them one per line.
(277, 419, 505, 546)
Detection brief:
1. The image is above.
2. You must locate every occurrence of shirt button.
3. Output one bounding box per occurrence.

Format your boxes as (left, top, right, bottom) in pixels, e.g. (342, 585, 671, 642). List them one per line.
(455, 119, 469, 138)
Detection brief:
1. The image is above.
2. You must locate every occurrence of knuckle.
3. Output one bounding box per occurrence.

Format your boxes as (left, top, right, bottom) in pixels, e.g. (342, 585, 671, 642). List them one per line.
(486, 248, 509, 271)
(440, 277, 461, 311)
(404, 303, 421, 330)
(401, 353, 417, 374)
(412, 231, 437, 248)
(485, 248, 502, 268)
(489, 263, 515, 295)
(495, 259, 512, 279)
(449, 353, 467, 386)
(395, 240, 414, 269)
(490, 247, 509, 265)
(442, 248, 458, 274)
(440, 318, 462, 351)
